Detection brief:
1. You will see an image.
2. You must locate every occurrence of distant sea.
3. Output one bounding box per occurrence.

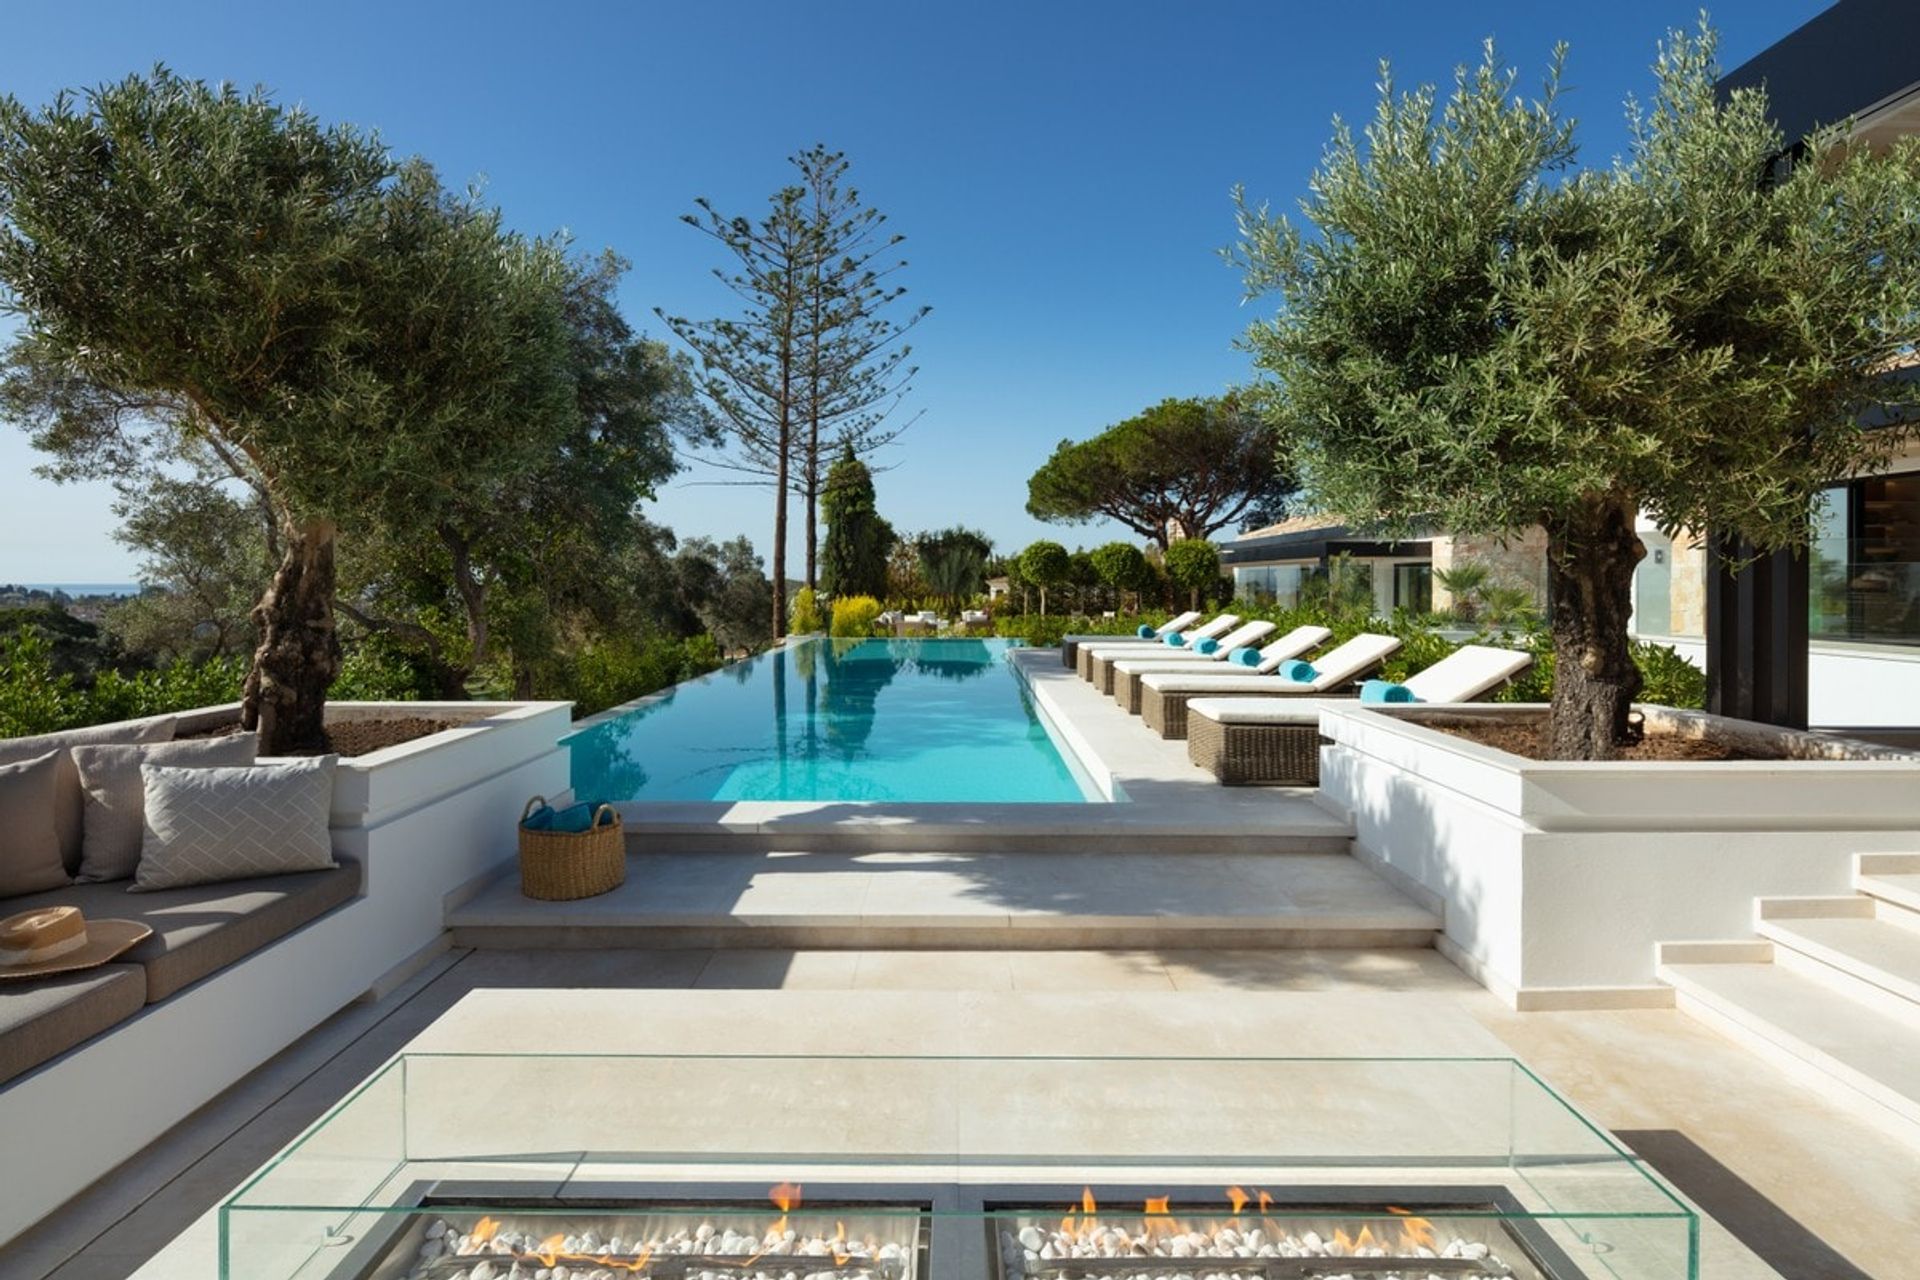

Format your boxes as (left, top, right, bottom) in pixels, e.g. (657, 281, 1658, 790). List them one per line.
(18, 583, 143, 597)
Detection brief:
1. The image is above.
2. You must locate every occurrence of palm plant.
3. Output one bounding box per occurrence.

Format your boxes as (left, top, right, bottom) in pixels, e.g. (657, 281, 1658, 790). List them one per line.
(1434, 563, 1491, 622)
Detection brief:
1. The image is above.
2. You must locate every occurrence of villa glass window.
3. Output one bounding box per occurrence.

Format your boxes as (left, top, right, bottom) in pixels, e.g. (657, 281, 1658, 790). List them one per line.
(1392, 563, 1432, 613)
(1809, 472, 1920, 647)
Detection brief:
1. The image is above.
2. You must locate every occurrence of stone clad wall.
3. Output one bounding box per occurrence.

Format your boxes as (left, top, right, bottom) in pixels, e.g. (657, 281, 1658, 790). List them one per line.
(1431, 527, 1550, 612)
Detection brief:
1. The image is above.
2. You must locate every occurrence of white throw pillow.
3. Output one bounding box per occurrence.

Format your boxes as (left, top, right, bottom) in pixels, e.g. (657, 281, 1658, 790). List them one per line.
(133, 756, 338, 892)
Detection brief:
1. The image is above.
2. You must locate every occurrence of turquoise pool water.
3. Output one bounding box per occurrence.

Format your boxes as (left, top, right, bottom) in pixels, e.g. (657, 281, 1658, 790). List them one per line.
(565, 638, 1093, 803)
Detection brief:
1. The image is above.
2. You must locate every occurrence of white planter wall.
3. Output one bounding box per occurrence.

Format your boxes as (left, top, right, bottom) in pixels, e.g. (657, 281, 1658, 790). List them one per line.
(0, 700, 571, 1244)
(1318, 704, 1920, 1008)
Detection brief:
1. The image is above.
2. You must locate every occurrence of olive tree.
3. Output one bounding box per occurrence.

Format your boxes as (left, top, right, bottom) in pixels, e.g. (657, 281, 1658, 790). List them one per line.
(0, 71, 577, 750)
(1230, 25, 1920, 758)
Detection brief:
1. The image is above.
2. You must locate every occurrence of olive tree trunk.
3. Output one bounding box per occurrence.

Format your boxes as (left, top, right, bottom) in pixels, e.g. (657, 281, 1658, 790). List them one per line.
(1543, 497, 1645, 760)
(241, 516, 342, 754)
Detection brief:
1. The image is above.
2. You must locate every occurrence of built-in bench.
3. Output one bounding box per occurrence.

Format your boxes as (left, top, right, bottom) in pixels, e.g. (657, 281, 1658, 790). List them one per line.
(0, 861, 363, 1085)
(0, 699, 574, 1246)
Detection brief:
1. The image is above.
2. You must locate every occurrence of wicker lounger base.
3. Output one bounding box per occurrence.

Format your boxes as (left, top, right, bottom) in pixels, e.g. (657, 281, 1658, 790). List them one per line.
(1187, 714, 1323, 786)
(1144, 687, 1336, 740)
(1087, 651, 1123, 694)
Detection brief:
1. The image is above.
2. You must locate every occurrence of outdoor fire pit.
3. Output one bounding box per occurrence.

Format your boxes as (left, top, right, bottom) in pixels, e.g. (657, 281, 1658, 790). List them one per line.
(217, 1055, 1697, 1280)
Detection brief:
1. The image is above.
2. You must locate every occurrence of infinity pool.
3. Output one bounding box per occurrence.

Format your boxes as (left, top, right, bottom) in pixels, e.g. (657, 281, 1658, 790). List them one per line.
(565, 638, 1095, 803)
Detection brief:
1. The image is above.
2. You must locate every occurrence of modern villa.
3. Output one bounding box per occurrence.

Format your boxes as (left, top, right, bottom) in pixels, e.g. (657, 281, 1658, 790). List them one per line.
(3, 5, 1920, 1280)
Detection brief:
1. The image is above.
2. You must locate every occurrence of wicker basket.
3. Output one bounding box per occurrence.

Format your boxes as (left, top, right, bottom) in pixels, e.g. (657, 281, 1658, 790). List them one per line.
(517, 796, 625, 901)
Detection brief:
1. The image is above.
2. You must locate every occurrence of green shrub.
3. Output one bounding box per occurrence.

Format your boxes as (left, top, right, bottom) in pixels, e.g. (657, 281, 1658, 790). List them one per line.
(830, 595, 882, 637)
(563, 633, 725, 719)
(0, 624, 246, 737)
(332, 637, 439, 701)
(789, 588, 824, 635)
(1632, 640, 1707, 709)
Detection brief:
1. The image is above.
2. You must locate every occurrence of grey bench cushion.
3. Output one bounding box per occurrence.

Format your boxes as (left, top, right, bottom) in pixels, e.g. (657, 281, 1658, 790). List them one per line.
(0, 963, 146, 1087)
(2, 861, 361, 1002)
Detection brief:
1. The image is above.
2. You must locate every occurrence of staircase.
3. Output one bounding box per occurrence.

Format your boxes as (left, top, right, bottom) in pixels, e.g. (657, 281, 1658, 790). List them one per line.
(1656, 852, 1920, 1147)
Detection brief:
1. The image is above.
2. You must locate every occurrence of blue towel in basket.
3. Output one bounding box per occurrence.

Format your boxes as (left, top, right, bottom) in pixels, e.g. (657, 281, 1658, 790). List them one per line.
(523, 801, 609, 833)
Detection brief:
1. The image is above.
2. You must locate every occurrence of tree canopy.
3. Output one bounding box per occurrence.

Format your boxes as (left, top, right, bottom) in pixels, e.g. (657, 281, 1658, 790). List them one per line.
(1163, 539, 1221, 609)
(0, 69, 580, 749)
(916, 526, 992, 610)
(1026, 396, 1293, 549)
(1230, 23, 1920, 757)
(1018, 539, 1071, 615)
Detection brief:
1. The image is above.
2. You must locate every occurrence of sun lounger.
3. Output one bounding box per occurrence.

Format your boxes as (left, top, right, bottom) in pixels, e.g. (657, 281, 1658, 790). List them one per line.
(1108, 624, 1330, 714)
(1078, 615, 1239, 689)
(1058, 611, 1201, 668)
(1183, 645, 1535, 780)
(1137, 632, 1405, 739)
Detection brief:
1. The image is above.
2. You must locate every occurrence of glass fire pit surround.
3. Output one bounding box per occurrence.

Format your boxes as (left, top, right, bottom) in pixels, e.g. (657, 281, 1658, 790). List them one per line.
(222, 1054, 1698, 1280)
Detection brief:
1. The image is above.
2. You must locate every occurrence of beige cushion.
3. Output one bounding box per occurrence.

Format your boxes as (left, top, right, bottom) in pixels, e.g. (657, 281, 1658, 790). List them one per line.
(134, 755, 336, 892)
(0, 717, 174, 875)
(0, 749, 68, 898)
(1, 864, 361, 1002)
(0, 963, 146, 1087)
(71, 734, 259, 883)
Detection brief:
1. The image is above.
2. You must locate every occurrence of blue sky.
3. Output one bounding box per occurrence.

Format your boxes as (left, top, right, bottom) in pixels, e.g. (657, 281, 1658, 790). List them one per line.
(0, 0, 1829, 582)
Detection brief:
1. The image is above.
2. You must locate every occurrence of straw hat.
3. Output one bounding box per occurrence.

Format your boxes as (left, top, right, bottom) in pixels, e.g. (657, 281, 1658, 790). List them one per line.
(0, 906, 150, 981)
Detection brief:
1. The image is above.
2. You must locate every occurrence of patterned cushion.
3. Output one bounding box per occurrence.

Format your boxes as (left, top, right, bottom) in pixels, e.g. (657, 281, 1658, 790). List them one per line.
(134, 756, 338, 892)
(0, 750, 68, 898)
(71, 734, 260, 883)
(0, 716, 174, 875)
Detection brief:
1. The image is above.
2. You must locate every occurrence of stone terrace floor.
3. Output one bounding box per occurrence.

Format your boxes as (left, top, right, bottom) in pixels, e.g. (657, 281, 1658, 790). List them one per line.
(14, 944, 1917, 1280)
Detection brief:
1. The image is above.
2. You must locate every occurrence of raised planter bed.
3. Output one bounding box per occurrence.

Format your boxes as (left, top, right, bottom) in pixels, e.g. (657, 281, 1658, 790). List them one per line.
(1316, 702, 1920, 1009)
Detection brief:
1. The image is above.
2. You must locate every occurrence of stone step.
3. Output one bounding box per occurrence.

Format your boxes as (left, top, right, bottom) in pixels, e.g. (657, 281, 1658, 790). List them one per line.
(1755, 907, 1920, 1015)
(1657, 957, 1920, 1149)
(616, 805, 1354, 856)
(449, 850, 1439, 951)
(1856, 858, 1920, 915)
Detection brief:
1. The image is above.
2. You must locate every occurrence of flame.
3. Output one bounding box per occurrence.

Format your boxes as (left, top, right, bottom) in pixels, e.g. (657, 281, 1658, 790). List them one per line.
(469, 1216, 500, 1246)
(1225, 1186, 1248, 1216)
(1394, 1213, 1437, 1251)
(1081, 1188, 1097, 1215)
(1330, 1227, 1354, 1255)
(534, 1234, 567, 1266)
(771, 1182, 803, 1212)
(1257, 1190, 1274, 1214)
(1144, 1196, 1170, 1216)
(1355, 1224, 1379, 1250)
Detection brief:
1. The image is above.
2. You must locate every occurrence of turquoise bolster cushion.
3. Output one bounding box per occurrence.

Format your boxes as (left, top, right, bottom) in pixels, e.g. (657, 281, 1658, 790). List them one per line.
(1279, 659, 1318, 683)
(1136, 624, 1155, 638)
(1164, 632, 1187, 646)
(1360, 679, 1419, 704)
(1194, 637, 1220, 655)
(1228, 647, 1261, 667)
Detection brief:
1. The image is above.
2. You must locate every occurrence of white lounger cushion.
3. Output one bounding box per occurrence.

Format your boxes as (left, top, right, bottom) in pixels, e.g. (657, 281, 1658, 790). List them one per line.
(1185, 646, 1532, 725)
(1113, 624, 1329, 677)
(1185, 696, 1357, 725)
(1059, 614, 1190, 652)
(1260, 632, 1403, 693)
(1104, 619, 1277, 667)
(1399, 644, 1533, 703)
(1080, 615, 1239, 658)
